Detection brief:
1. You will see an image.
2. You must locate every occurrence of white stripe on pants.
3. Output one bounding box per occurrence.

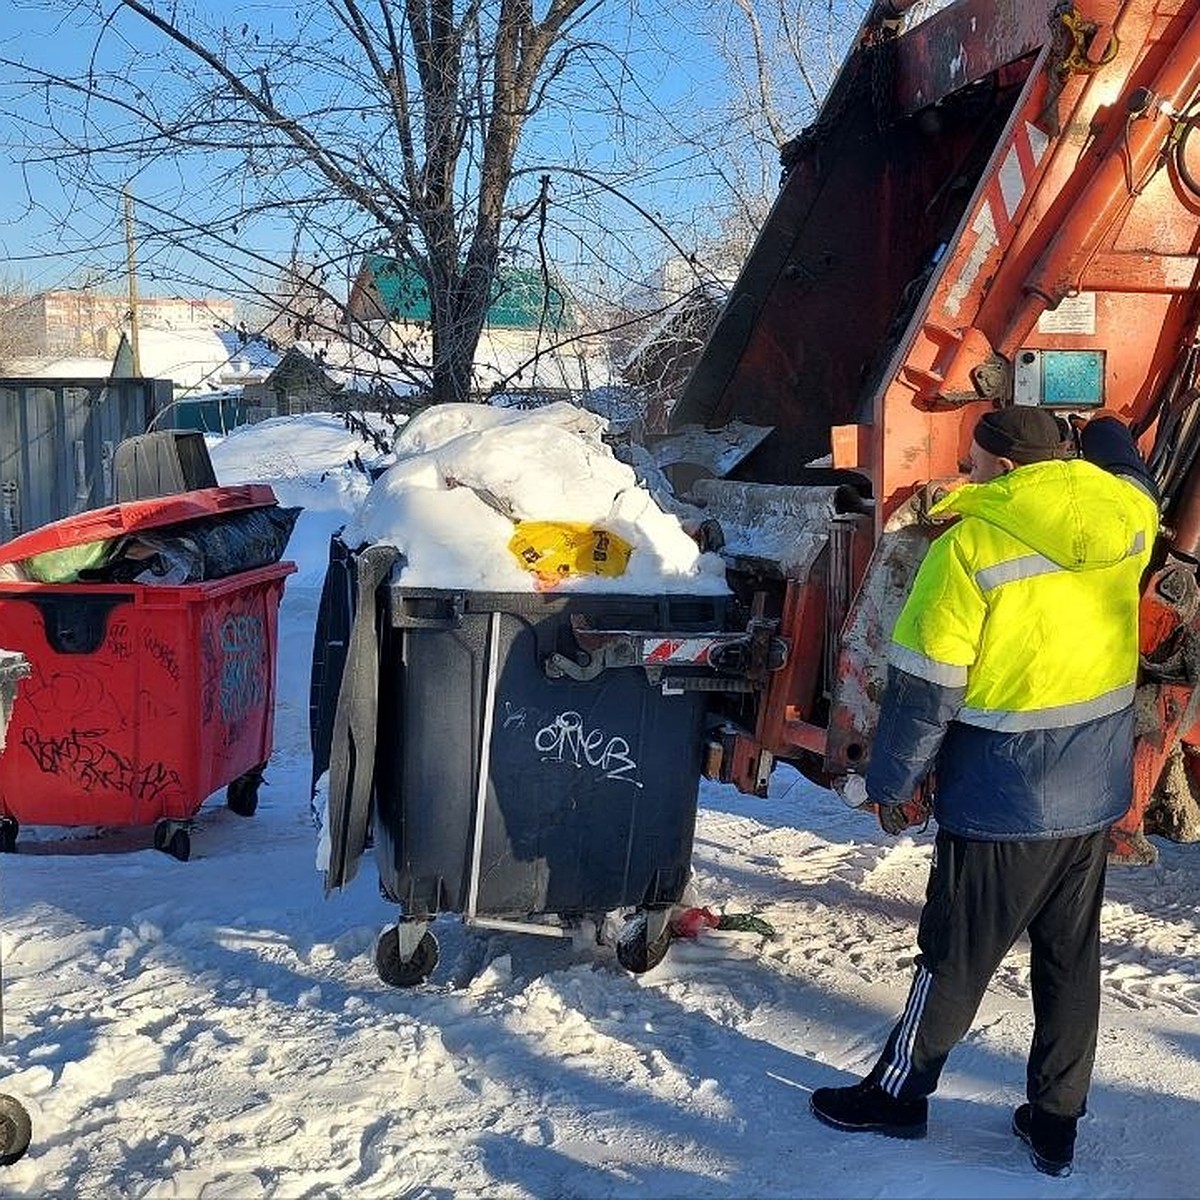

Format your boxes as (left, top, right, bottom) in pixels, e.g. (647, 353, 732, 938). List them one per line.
(879, 964, 933, 1097)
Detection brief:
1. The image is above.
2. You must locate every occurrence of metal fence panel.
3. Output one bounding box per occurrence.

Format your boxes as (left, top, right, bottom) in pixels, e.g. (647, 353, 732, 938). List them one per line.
(0, 378, 168, 544)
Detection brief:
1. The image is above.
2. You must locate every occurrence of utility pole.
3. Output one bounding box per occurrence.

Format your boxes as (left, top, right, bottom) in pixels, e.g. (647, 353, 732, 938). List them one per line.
(123, 187, 142, 376)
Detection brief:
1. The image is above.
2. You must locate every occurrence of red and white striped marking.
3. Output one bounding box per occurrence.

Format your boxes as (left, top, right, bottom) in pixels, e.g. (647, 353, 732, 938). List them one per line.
(945, 119, 1050, 317)
(643, 637, 720, 665)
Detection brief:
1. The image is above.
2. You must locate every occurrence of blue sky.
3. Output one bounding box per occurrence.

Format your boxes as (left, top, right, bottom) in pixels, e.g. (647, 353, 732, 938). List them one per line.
(1, 0, 158, 292)
(0, 0, 858, 303)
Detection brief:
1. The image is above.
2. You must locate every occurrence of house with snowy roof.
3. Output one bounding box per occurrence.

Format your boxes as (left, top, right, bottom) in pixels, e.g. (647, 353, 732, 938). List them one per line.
(345, 253, 609, 397)
(109, 327, 280, 394)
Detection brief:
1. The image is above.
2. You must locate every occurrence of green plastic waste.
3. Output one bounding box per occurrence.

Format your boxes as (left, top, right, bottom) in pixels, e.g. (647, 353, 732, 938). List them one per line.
(23, 539, 114, 584)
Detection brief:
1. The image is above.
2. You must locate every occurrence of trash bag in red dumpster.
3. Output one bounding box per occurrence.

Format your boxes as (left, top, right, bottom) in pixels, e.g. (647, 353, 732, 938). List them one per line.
(81, 503, 301, 585)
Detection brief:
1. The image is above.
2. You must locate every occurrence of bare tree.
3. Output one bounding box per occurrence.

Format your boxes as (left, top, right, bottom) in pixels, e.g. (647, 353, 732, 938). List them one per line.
(0, 277, 41, 372)
(3, 2, 940, 416)
(5, 0, 638, 404)
(677, 0, 951, 270)
(254, 258, 340, 349)
(679, 0, 866, 268)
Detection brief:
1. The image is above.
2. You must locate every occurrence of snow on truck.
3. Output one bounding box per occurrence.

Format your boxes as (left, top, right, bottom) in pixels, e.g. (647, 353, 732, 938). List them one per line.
(645, 0, 1200, 864)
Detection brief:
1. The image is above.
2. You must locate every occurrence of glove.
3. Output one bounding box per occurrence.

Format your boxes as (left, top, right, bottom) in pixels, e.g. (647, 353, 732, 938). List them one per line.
(877, 803, 912, 835)
(875, 780, 935, 835)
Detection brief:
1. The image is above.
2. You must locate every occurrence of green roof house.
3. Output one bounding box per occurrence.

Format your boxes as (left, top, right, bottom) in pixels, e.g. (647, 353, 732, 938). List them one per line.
(346, 254, 569, 332)
(344, 253, 595, 398)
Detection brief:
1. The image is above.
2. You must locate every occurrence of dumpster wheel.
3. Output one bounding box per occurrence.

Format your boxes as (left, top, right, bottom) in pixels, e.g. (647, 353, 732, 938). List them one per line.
(375, 927, 439, 987)
(616, 910, 673, 975)
(226, 766, 264, 818)
(153, 821, 191, 862)
(0, 819, 17, 854)
(0, 1093, 31, 1166)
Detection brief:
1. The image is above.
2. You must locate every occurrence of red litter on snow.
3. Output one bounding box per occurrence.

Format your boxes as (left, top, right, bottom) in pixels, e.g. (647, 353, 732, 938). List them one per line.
(669, 907, 777, 940)
(670, 907, 722, 938)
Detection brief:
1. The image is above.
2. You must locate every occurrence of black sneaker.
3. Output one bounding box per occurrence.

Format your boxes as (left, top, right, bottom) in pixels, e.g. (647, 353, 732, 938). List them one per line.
(810, 1079, 928, 1139)
(1013, 1103, 1076, 1177)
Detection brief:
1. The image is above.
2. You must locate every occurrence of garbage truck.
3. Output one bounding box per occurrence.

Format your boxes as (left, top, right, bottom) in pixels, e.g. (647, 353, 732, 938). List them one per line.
(317, 0, 1200, 989)
(632, 0, 1200, 864)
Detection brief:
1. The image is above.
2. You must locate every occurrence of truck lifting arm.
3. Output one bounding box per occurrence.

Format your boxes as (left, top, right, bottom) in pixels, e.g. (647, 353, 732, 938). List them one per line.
(666, 0, 1200, 863)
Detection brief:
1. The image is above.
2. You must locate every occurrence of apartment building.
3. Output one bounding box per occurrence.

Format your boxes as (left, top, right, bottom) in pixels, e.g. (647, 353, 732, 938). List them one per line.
(15, 290, 236, 356)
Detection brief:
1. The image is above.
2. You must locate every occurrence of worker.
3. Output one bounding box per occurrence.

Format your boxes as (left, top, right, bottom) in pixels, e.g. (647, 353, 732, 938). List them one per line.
(809, 406, 1160, 1178)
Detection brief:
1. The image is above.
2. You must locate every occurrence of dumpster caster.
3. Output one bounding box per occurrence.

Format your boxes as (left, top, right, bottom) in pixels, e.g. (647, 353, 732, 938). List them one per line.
(226, 766, 264, 817)
(616, 909, 673, 975)
(0, 819, 17, 854)
(375, 923, 438, 987)
(0, 1093, 31, 1166)
(153, 821, 191, 862)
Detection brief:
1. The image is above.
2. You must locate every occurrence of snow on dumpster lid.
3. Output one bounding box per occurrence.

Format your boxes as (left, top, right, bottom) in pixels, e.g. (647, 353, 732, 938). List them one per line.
(342, 401, 729, 595)
(0, 485, 279, 567)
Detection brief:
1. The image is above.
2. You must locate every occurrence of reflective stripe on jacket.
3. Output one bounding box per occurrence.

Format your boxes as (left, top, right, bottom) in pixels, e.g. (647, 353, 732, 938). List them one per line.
(866, 457, 1159, 840)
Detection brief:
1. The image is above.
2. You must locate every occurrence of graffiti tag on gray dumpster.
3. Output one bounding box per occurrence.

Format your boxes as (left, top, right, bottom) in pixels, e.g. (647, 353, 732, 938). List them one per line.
(533, 710, 642, 787)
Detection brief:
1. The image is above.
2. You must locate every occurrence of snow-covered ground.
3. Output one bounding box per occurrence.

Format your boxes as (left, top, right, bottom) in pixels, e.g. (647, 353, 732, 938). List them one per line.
(0, 413, 1197, 1198)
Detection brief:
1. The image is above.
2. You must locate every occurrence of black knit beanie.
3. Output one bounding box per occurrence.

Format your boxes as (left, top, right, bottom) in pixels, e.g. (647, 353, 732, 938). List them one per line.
(973, 407, 1071, 465)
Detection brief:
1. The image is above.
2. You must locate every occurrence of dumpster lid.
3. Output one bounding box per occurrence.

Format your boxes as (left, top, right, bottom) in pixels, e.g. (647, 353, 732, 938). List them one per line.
(0, 485, 279, 566)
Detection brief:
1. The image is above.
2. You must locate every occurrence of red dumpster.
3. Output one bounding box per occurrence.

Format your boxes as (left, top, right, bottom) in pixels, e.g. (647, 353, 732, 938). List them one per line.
(0, 487, 296, 859)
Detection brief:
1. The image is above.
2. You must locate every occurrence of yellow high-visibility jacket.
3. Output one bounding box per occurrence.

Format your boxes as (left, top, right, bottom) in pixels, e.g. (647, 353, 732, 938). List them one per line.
(866, 455, 1159, 840)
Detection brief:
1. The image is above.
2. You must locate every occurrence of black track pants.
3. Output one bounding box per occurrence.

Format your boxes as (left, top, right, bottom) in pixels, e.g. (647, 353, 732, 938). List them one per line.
(868, 829, 1108, 1118)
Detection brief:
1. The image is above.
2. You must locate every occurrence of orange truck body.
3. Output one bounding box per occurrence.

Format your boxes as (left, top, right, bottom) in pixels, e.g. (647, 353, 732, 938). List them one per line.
(665, 0, 1200, 852)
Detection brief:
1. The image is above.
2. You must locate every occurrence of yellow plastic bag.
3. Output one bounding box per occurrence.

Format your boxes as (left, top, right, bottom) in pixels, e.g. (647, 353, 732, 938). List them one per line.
(508, 521, 632, 589)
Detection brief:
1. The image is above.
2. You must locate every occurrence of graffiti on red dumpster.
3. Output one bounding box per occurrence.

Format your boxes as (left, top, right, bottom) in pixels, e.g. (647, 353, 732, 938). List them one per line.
(219, 611, 266, 724)
(532, 710, 643, 787)
(106, 620, 133, 661)
(19, 726, 182, 801)
(143, 631, 181, 684)
(200, 623, 218, 724)
(18, 663, 130, 729)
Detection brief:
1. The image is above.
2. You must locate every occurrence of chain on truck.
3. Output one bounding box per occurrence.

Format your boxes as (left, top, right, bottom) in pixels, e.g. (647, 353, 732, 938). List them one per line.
(562, 0, 1200, 865)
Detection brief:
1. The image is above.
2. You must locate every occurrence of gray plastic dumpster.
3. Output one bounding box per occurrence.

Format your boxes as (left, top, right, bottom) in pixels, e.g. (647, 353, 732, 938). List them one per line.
(319, 543, 728, 986)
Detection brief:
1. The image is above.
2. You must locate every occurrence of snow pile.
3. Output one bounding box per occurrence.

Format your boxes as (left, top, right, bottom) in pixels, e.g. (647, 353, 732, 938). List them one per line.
(206, 413, 391, 589)
(342, 402, 729, 593)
